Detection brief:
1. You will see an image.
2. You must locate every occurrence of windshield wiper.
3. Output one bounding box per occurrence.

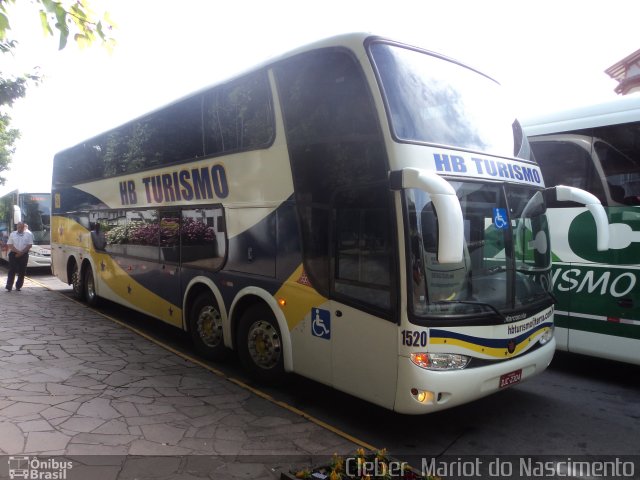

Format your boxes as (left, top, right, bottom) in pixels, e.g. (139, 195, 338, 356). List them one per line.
(487, 265, 506, 274)
(431, 300, 507, 322)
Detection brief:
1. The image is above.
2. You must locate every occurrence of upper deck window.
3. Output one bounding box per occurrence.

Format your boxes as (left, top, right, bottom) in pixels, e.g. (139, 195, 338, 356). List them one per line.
(52, 71, 274, 187)
(369, 41, 532, 161)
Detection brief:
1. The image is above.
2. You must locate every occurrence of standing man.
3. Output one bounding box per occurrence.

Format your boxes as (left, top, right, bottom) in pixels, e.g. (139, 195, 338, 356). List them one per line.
(5, 222, 33, 292)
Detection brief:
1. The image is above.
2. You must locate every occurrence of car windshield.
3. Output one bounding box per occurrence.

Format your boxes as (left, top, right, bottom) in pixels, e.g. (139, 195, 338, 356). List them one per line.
(406, 181, 552, 317)
(369, 41, 533, 161)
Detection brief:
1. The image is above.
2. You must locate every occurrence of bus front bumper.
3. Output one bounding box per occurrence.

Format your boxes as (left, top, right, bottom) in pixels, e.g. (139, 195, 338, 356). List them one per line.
(393, 338, 556, 414)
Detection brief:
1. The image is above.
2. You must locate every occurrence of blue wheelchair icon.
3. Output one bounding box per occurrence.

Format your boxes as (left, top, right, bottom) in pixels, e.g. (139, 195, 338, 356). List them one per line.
(311, 308, 331, 340)
(493, 208, 508, 230)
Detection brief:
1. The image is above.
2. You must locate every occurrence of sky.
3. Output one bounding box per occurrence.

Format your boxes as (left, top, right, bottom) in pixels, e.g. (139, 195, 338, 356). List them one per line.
(2, 0, 639, 195)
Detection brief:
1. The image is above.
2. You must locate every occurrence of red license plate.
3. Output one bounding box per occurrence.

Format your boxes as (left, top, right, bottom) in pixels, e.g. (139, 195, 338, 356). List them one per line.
(499, 369, 522, 388)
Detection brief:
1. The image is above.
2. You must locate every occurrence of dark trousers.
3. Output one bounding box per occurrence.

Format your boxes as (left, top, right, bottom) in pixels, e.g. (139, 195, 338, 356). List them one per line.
(6, 252, 29, 290)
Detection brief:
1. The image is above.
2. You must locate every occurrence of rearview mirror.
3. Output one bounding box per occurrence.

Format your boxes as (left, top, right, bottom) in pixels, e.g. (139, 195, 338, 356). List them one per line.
(392, 168, 464, 264)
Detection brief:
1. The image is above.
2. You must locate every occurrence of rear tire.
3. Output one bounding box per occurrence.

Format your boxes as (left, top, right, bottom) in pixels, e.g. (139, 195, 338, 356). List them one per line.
(83, 264, 99, 307)
(71, 261, 84, 300)
(189, 292, 229, 361)
(237, 304, 286, 385)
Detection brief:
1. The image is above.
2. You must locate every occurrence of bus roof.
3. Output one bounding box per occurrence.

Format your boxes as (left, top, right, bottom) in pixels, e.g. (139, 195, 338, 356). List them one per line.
(521, 94, 640, 136)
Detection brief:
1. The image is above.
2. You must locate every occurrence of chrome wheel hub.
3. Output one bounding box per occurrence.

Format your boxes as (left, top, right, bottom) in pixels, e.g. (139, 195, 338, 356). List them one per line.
(197, 306, 223, 347)
(247, 320, 281, 369)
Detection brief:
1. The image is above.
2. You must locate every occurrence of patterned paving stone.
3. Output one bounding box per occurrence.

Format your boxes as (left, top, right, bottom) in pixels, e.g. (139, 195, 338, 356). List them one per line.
(58, 416, 106, 433)
(24, 431, 71, 452)
(0, 421, 25, 454)
(0, 277, 361, 477)
(17, 419, 54, 432)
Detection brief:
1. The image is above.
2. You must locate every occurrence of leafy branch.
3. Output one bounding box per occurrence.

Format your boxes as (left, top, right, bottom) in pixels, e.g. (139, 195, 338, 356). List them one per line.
(0, 0, 116, 51)
(0, 0, 115, 185)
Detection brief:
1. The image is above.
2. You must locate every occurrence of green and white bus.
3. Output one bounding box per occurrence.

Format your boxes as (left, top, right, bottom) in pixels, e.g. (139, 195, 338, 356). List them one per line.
(524, 95, 640, 366)
(51, 33, 609, 413)
(0, 190, 52, 268)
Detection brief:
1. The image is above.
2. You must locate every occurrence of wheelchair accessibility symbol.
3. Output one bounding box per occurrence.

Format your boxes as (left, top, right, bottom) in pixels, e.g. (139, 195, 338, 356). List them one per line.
(493, 208, 509, 230)
(311, 308, 331, 340)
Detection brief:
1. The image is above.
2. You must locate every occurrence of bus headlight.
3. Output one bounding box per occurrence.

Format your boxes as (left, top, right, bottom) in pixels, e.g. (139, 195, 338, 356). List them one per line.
(410, 352, 470, 370)
(538, 325, 555, 345)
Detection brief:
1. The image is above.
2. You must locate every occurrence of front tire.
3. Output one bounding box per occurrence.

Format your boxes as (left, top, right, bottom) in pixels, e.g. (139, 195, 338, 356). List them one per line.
(237, 304, 286, 385)
(189, 292, 228, 361)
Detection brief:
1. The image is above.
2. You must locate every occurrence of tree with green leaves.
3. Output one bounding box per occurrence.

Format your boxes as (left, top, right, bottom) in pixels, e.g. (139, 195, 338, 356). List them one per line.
(0, 0, 115, 185)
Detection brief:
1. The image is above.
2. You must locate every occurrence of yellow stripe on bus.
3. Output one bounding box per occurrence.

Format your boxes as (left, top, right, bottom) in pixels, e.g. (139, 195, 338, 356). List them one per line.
(95, 252, 183, 327)
(430, 327, 551, 358)
(275, 264, 327, 331)
(53, 216, 182, 327)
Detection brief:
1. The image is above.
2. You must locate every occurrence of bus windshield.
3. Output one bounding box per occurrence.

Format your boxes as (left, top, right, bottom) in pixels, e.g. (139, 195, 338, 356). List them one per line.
(21, 194, 51, 245)
(407, 181, 551, 317)
(370, 42, 531, 161)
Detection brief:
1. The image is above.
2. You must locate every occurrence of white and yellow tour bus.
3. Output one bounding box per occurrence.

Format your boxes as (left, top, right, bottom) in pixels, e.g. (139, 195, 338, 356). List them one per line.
(0, 190, 52, 268)
(524, 95, 639, 366)
(51, 34, 609, 413)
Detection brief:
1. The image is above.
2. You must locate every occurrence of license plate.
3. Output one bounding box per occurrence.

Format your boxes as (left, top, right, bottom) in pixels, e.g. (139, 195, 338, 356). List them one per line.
(499, 369, 522, 388)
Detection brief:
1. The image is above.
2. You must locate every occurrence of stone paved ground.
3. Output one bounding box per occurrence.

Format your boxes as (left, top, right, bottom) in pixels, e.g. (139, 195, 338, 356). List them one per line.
(0, 277, 360, 479)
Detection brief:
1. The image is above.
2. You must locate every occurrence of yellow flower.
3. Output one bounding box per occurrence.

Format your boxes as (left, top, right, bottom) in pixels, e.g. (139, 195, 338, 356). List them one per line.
(329, 469, 341, 480)
(331, 454, 344, 472)
(356, 448, 366, 458)
(376, 448, 388, 461)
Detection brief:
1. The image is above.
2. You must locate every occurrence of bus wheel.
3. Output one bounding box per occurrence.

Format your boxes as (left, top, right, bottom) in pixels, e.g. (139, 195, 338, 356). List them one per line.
(71, 262, 84, 300)
(83, 264, 99, 307)
(237, 304, 286, 385)
(189, 292, 228, 361)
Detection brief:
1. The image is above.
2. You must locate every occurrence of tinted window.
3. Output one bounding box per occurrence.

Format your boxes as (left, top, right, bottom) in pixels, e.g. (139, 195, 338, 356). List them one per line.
(530, 139, 605, 205)
(91, 206, 226, 270)
(275, 48, 388, 296)
(181, 207, 225, 270)
(53, 96, 205, 186)
(370, 42, 532, 160)
(53, 72, 274, 186)
(591, 122, 640, 205)
(103, 97, 205, 177)
(106, 209, 160, 260)
(204, 71, 274, 156)
(334, 184, 392, 310)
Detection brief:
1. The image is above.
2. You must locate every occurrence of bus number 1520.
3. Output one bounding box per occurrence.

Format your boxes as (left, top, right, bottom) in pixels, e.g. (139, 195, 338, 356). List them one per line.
(401, 330, 428, 347)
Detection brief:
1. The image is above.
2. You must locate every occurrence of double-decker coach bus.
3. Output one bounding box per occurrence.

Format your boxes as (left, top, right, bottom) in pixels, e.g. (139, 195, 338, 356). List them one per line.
(524, 96, 640, 365)
(51, 34, 609, 413)
(0, 190, 52, 268)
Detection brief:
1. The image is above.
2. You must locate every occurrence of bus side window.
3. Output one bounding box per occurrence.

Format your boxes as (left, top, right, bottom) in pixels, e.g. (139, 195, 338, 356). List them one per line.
(90, 222, 106, 251)
(530, 139, 606, 206)
(333, 184, 392, 312)
(122, 209, 160, 261)
(180, 207, 224, 271)
(275, 49, 388, 297)
(203, 71, 274, 156)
